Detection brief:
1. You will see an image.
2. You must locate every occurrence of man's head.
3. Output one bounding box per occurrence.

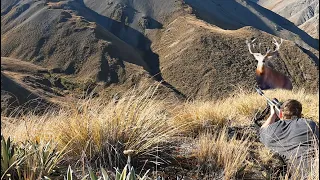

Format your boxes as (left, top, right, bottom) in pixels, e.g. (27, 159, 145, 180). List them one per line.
(280, 99, 302, 120)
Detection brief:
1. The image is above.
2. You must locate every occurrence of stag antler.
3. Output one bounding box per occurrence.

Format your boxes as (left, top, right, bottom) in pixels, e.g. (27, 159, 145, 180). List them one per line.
(246, 38, 259, 55)
(265, 38, 283, 57)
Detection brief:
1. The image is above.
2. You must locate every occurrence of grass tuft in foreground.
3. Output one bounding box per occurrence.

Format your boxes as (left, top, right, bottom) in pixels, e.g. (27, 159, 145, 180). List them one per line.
(194, 128, 250, 179)
(1, 86, 318, 179)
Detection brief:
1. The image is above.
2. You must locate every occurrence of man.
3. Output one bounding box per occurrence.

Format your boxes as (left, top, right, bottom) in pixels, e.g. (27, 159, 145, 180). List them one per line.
(259, 99, 319, 177)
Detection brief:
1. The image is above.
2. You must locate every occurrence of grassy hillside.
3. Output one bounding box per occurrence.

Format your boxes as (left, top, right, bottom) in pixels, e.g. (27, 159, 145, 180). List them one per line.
(153, 15, 319, 99)
(2, 0, 319, 102)
(1, 84, 318, 179)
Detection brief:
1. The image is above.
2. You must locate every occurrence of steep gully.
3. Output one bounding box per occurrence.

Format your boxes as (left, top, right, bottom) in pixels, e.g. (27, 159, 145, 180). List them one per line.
(76, 0, 186, 98)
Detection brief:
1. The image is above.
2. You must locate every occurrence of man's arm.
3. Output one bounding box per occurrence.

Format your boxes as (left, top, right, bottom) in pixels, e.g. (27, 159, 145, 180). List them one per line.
(261, 105, 278, 128)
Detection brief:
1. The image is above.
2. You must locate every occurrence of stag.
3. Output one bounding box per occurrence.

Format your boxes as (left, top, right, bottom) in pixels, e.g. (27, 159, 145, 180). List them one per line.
(246, 38, 293, 90)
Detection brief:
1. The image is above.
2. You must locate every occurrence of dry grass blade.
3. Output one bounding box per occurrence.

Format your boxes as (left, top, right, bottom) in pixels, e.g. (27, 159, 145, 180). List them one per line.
(194, 127, 251, 180)
(280, 139, 319, 180)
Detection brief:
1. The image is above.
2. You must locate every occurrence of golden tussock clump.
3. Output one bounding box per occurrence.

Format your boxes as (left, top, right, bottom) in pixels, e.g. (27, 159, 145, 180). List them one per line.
(1, 85, 318, 179)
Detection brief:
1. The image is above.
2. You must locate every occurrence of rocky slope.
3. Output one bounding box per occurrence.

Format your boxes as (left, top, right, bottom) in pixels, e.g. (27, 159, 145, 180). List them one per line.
(1, 57, 55, 114)
(255, 0, 319, 39)
(1, 0, 150, 83)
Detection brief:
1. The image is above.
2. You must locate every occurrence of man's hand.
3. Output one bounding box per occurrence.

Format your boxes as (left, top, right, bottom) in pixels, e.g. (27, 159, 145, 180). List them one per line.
(261, 105, 278, 128)
(270, 105, 278, 119)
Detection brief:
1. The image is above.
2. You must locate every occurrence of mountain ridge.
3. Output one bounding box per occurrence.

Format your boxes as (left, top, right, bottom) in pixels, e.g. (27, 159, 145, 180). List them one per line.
(254, 0, 319, 39)
(1, 0, 319, 107)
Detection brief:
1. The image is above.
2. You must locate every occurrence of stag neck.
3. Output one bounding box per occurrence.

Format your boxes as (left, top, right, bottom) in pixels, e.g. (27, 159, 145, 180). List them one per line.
(256, 64, 265, 75)
(257, 59, 265, 67)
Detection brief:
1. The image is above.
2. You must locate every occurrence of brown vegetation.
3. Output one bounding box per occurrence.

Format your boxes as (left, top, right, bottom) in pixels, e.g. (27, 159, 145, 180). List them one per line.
(1, 84, 318, 179)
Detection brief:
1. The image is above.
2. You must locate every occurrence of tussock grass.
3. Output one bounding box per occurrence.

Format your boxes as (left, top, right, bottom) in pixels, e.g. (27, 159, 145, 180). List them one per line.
(55, 85, 180, 166)
(171, 101, 228, 134)
(1, 85, 318, 179)
(2, 85, 181, 170)
(280, 139, 319, 180)
(257, 146, 275, 165)
(263, 88, 319, 122)
(1, 113, 56, 142)
(194, 128, 251, 180)
(173, 88, 319, 134)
